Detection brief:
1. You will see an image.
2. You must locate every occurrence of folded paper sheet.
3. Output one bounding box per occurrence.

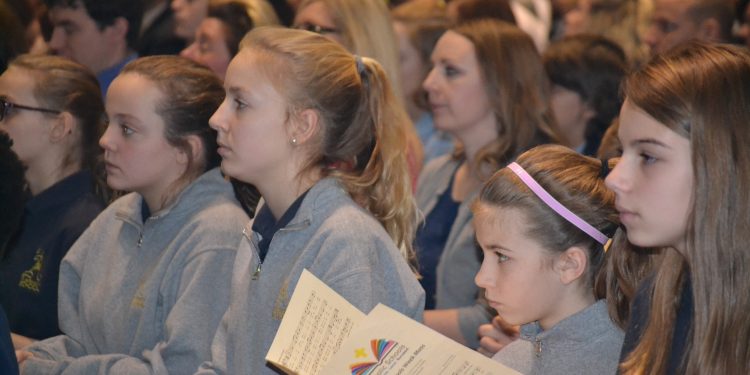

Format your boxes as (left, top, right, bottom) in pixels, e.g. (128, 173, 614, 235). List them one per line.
(267, 270, 520, 375)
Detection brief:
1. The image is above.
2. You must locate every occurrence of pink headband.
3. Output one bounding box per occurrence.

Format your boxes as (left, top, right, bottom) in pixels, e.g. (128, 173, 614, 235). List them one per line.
(507, 162, 609, 246)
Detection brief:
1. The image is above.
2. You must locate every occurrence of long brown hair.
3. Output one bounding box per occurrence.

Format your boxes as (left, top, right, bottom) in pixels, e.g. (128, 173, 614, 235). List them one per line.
(451, 20, 562, 179)
(620, 42, 750, 374)
(239, 27, 417, 266)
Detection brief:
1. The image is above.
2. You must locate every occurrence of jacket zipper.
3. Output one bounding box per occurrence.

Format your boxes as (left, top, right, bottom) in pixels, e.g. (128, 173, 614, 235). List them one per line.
(535, 338, 543, 358)
(137, 216, 155, 248)
(243, 227, 262, 280)
(247, 219, 310, 280)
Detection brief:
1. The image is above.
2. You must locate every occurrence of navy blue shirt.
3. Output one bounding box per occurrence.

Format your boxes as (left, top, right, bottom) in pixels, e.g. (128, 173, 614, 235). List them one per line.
(252, 191, 309, 262)
(414, 177, 460, 309)
(0, 171, 105, 340)
(619, 274, 693, 374)
(0, 307, 17, 375)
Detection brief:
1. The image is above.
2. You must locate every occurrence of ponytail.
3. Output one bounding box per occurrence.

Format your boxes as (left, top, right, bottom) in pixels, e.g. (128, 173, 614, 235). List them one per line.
(329, 56, 418, 269)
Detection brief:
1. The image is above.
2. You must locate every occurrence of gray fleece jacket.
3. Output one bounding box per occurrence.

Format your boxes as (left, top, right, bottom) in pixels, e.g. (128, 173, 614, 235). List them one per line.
(492, 300, 624, 375)
(196, 177, 425, 374)
(415, 155, 493, 348)
(22, 168, 248, 375)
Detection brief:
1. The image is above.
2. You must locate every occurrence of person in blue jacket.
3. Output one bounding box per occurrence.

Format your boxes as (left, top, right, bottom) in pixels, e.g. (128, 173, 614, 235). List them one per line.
(0, 54, 108, 348)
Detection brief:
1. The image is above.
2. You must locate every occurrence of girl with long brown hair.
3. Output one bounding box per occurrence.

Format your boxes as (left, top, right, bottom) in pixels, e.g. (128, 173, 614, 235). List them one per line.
(607, 41, 750, 374)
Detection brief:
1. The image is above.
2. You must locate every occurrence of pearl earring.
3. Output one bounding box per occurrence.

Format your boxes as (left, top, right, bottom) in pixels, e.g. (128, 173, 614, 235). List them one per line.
(290, 138, 298, 145)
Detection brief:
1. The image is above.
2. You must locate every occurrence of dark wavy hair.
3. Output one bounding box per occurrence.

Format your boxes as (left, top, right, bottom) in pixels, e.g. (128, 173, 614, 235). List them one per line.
(544, 34, 628, 156)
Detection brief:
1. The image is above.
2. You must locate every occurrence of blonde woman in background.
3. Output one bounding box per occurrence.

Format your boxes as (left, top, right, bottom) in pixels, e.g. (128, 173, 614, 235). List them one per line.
(294, 0, 424, 187)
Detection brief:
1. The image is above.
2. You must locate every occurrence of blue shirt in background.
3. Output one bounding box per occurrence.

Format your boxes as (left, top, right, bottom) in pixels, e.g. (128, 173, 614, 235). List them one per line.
(414, 175, 460, 309)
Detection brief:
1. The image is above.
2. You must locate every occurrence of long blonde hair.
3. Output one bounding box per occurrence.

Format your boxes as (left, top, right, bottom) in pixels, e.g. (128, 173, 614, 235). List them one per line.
(239, 27, 417, 266)
(296, 0, 403, 102)
(619, 42, 750, 375)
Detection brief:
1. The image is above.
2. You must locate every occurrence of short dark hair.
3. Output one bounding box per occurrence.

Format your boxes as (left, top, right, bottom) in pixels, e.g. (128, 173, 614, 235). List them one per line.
(207, 1, 254, 57)
(44, 0, 144, 48)
(0, 1, 27, 72)
(544, 34, 628, 156)
(0, 132, 26, 256)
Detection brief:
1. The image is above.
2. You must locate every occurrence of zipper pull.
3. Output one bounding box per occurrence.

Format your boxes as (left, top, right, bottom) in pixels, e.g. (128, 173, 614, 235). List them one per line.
(243, 227, 262, 280)
(137, 232, 144, 247)
(252, 262, 262, 280)
(535, 338, 542, 358)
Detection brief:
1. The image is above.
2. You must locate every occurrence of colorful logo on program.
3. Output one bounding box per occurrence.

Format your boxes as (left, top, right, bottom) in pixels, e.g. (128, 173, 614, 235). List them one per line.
(349, 339, 398, 375)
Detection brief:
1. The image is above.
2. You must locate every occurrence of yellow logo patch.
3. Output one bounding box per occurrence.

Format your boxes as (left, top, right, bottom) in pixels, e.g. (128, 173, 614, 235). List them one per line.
(272, 281, 290, 320)
(18, 249, 44, 293)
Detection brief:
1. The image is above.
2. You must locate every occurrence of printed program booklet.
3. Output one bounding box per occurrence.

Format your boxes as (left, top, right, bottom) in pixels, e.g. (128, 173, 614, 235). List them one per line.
(266, 269, 521, 375)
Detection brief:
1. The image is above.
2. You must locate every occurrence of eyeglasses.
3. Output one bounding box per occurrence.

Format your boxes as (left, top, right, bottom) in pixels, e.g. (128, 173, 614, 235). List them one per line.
(294, 23, 339, 35)
(0, 98, 61, 121)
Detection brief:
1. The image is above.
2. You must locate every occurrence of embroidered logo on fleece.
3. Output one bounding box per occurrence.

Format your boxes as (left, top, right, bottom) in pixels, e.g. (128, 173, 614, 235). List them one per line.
(18, 248, 44, 293)
(131, 281, 147, 309)
(272, 281, 290, 320)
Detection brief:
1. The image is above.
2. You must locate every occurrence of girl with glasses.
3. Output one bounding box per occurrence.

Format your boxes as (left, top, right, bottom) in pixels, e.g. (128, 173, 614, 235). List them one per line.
(17, 56, 251, 374)
(0, 55, 107, 349)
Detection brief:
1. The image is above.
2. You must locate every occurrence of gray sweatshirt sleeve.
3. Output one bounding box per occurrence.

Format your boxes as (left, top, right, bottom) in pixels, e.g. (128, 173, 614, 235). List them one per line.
(457, 300, 495, 349)
(22, 248, 236, 375)
(311, 228, 425, 322)
(193, 308, 230, 375)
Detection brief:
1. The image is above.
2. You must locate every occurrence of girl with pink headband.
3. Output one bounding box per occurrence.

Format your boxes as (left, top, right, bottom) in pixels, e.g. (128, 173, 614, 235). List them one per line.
(473, 144, 623, 374)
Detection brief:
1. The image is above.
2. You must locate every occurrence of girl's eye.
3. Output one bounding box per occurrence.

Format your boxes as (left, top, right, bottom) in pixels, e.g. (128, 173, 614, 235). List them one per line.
(444, 65, 460, 78)
(640, 152, 657, 165)
(234, 98, 247, 110)
(495, 252, 509, 264)
(121, 125, 134, 136)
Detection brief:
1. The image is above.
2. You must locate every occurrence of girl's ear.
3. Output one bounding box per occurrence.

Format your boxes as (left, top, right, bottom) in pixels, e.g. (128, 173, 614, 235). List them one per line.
(290, 108, 320, 145)
(49, 111, 76, 143)
(176, 134, 204, 167)
(555, 246, 588, 285)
